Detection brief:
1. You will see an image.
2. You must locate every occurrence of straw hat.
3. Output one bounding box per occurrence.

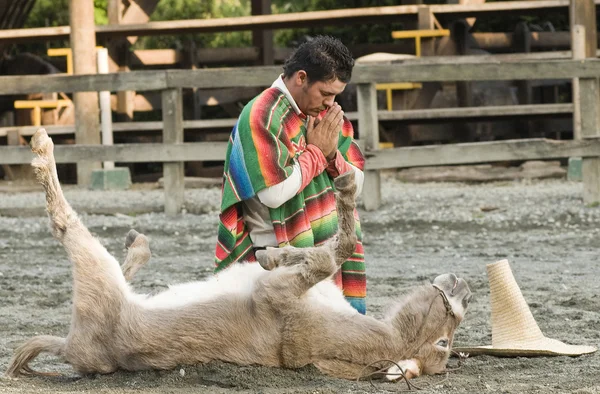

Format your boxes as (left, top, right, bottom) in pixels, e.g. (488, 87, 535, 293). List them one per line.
(453, 259, 597, 357)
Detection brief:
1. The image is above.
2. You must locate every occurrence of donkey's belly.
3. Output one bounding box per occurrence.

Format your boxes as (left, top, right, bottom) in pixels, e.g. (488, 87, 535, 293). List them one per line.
(138, 263, 268, 309)
(304, 280, 359, 316)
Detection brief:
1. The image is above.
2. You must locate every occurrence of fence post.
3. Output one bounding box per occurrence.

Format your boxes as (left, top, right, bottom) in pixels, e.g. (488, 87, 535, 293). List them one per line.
(572, 25, 585, 140)
(162, 88, 184, 216)
(69, 0, 101, 187)
(571, 0, 600, 204)
(357, 83, 381, 211)
(96, 48, 114, 170)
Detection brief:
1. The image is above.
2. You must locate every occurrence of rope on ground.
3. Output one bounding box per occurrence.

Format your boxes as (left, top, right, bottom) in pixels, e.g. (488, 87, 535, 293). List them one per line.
(355, 351, 469, 392)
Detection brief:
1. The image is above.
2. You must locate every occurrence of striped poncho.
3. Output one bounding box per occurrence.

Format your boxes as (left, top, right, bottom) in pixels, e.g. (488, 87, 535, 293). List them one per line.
(214, 87, 367, 313)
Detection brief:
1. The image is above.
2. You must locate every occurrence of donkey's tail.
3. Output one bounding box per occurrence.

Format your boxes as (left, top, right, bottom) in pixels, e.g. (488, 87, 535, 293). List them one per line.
(5, 335, 66, 378)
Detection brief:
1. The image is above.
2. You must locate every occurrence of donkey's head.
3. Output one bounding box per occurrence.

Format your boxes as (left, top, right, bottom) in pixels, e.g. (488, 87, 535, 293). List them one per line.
(385, 273, 472, 380)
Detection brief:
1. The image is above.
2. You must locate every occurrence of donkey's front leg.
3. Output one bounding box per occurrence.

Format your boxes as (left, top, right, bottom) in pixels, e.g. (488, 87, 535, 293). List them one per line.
(253, 170, 358, 301)
(332, 171, 358, 266)
(256, 170, 358, 273)
(254, 246, 337, 306)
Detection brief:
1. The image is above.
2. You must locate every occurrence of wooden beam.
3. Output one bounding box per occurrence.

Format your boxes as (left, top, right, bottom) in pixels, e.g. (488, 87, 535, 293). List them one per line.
(2, 1, 598, 43)
(357, 83, 381, 211)
(513, 22, 533, 106)
(170, 60, 600, 89)
(167, 67, 281, 89)
(571, 25, 585, 140)
(195, 47, 260, 65)
(513, 21, 534, 138)
(130, 49, 181, 66)
(162, 88, 184, 216)
(3, 138, 600, 170)
(571, 0, 600, 204)
(195, 87, 263, 107)
(1, 60, 600, 95)
(472, 31, 577, 51)
(365, 138, 600, 170)
(130, 44, 428, 67)
(251, 0, 274, 65)
(0, 119, 238, 137)
(70, 0, 101, 186)
(349, 60, 600, 83)
(107, 1, 160, 120)
(0, 103, 573, 138)
(453, 20, 474, 110)
(417, 6, 436, 56)
(107, 0, 122, 26)
(0, 142, 229, 165)
(0, 71, 169, 95)
(396, 51, 599, 64)
(376, 103, 573, 122)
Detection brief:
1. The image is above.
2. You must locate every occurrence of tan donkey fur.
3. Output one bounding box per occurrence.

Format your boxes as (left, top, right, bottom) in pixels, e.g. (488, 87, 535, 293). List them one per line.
(6, 128, 472, 381)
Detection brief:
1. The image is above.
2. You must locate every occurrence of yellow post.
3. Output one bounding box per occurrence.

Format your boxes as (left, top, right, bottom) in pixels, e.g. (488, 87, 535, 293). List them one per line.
(47, 48, 74, 74)
(391, 29, 451, 57)
(48, 47, 104, 75)
(14, 100, 71, 126)
(375, 83, 423, 111)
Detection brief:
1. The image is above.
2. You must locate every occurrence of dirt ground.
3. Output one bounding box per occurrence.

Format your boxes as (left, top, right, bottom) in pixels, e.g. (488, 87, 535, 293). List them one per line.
(0, 174, 598, 393)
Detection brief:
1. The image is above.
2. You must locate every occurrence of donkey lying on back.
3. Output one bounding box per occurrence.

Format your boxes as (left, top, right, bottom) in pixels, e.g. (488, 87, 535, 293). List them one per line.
(6, 128, 472, 381)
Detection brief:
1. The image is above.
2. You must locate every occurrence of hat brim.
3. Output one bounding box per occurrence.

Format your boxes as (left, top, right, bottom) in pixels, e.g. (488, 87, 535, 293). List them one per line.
(453, 343, 597, 358)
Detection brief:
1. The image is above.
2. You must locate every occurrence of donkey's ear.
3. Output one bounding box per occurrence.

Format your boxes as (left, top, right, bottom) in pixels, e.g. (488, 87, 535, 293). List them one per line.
(256, 247, 285, 271)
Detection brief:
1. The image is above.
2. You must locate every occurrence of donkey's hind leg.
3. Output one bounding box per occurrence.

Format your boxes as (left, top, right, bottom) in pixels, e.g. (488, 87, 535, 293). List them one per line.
(30, 129, 131, 374)
(121, 229, 151, 281)
(30, 129, 129, 319)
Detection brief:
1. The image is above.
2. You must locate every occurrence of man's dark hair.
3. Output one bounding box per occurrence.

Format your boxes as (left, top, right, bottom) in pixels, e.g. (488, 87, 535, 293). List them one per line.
(282, 35, 354, 84)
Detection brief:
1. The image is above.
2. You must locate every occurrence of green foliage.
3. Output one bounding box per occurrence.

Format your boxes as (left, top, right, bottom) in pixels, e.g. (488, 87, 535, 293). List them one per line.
(21, 0, 107, 53)
(136, 0, 251, 50)
(94, 0, 109, 25)
(25, 0, 108, 27)
(25, 0, 70, 27)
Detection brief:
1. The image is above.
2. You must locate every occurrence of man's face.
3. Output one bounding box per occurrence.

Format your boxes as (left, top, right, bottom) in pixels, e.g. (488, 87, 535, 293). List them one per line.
(293, 71, 347, 117)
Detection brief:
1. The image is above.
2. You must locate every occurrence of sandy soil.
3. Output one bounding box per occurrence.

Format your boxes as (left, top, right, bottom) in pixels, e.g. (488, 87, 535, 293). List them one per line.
(0, 175, 598, 393)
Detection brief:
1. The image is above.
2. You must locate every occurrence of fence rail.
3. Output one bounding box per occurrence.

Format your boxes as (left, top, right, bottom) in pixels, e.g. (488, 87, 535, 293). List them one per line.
(2, 138, 599, 168)
(0, 103, 574, 138)
(2, 60, 600, 95)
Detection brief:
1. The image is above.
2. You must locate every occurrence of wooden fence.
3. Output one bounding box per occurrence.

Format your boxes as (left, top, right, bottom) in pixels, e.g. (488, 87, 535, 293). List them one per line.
(0, 0, 598, 44)
(1, 55, 600, 214)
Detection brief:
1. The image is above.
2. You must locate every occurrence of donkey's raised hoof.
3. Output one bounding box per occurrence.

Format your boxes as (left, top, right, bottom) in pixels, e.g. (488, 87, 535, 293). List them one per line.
(333, 170, 356, 193)
(122, 230, 151, 281)
(31, 128, 53, 156)
(125, 229, 141, 249)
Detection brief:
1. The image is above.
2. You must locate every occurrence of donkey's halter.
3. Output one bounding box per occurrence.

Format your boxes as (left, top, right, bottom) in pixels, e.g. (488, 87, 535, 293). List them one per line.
(432, 284, 456, 318)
